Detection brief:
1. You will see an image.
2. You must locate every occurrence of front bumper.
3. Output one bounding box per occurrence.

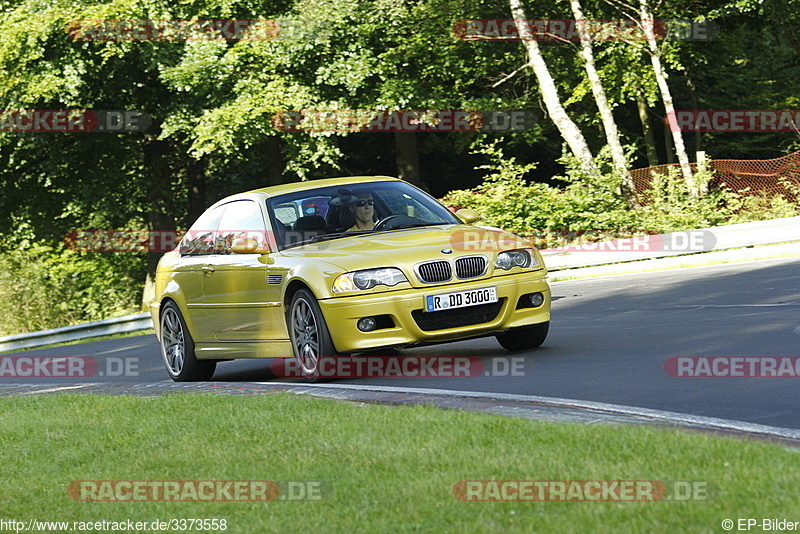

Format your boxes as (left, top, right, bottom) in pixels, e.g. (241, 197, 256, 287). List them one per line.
(318, 272, 551, 353)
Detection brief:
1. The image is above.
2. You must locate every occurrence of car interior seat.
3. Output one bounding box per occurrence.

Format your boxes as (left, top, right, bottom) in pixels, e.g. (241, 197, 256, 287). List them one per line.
(338, 208, 356, 231)
(288, 215, 327, 245)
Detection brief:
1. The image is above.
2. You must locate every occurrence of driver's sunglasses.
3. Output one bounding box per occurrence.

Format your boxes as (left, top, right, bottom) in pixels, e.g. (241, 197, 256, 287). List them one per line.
(354, 199, 374, 207)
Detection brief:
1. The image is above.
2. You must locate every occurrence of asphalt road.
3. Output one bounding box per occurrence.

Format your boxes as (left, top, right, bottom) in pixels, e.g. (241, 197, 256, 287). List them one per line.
(3, 257, 799, 429)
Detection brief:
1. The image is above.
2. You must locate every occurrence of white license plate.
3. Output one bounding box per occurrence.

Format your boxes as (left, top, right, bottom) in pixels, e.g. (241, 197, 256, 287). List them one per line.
(425, 286, 498, 312)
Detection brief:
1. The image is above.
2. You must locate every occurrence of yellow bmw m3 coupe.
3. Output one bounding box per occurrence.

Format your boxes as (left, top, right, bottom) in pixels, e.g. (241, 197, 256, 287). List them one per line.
(151, 176, 551, 381)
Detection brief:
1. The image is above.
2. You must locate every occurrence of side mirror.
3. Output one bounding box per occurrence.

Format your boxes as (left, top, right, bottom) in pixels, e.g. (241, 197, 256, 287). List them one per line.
(455, 208, 482, 224)
(231, 238, 269, 254)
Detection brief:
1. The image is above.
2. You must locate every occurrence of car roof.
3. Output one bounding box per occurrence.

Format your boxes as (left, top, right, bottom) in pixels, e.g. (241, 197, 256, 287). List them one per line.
(205, 176, 403, 210)
(254, 176, 399, 197)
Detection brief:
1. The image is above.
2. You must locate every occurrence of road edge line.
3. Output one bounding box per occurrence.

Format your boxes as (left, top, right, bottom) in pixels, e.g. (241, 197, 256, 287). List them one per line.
(264, 381, 800, 441)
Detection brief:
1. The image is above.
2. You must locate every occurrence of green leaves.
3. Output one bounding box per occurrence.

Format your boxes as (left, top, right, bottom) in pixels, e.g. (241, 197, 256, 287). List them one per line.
(0, 0, 797, 330)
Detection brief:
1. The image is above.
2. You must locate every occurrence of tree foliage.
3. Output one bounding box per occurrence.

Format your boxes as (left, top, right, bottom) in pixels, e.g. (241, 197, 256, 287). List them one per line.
(0, 0, 797, 332)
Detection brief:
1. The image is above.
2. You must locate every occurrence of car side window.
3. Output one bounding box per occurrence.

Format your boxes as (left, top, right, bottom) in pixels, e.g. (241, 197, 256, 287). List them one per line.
(274, 202, 301, 227)
(179, 206, 224, 256)
(215, 200, 269, 254)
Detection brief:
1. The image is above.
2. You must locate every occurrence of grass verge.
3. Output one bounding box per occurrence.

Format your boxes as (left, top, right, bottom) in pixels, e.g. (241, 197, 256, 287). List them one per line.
(1, 393, 798, 533)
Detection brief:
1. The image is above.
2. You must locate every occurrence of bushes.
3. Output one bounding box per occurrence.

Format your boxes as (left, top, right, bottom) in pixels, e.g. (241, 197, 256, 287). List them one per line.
(630, 167, 732, 233)
(0, 243, 145, 336)
(723, 178, 800, 224)
(2, 146, 797, 336)
(442, 146, 799, 248)
(442, 145, 635, 246)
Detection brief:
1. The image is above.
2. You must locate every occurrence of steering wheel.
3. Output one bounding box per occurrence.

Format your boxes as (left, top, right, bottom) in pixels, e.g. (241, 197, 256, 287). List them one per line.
(373, 215, 403, 231)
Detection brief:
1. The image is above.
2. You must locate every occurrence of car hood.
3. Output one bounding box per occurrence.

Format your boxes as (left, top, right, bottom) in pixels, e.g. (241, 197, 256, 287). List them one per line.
(279, 224, 533, 273)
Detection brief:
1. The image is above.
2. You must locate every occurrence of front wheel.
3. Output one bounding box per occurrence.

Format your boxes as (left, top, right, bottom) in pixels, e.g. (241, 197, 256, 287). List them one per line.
(495, 321, 549, 351)
(160, 301, 216, 381)
(288, 289, 340, 380)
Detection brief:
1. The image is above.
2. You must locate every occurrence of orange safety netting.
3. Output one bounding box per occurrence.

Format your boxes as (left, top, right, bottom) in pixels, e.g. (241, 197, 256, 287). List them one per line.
(630, 150, 800, 204)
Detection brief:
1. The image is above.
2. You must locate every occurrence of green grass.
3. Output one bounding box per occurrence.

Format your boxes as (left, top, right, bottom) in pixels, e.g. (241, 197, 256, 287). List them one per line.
(0, 393, 797, 533)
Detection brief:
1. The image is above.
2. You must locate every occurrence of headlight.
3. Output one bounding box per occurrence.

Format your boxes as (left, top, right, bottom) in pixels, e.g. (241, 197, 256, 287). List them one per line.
(332, 267, 408, 293)
(495, 249, 536, 270)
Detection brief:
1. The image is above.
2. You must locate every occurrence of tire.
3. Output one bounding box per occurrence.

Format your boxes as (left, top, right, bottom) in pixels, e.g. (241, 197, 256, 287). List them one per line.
(288, 288, 340, 381)
(495, 321, 549, 351)
(160, 301, 216, 382)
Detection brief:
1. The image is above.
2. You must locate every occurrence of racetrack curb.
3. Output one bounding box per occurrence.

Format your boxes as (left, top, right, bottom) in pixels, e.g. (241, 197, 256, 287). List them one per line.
(3, 381, 798, 448)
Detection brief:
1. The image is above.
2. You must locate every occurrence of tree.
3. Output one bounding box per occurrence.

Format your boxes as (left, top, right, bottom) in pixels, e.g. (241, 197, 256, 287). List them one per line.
(569, 0, 636, 198)
(636, 0, 695, 191)
(600, 0, 698, 188)
(508, 0, 598, 174)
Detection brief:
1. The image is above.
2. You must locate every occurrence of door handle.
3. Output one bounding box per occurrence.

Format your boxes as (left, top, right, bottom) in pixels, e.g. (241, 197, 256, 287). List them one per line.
(201, 266, 215, 275)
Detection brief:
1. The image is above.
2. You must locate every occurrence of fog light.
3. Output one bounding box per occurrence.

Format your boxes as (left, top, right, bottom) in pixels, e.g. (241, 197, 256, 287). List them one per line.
(530, 292, 544, 307)
(357, 317, 377, 332)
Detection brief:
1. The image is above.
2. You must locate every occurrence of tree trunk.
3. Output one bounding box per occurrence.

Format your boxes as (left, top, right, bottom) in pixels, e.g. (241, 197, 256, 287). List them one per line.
(264, 135, 287, 186)
(508, 0, 597, 174)
(638, 0, 696, 193)
(569, 0, 636, 201)
(187, 157, 206, 224)
(683, 70, 703, 156)
(663, 119, 675, 163)
(141, 136, 176, 311)
(636, 93, 659, 167)
(394, 132, 424, 188)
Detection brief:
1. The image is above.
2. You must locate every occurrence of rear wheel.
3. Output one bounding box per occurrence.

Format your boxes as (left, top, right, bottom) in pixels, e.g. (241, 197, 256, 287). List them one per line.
(160, 301, 216, 381)
(495, 321, 549, 351)
(288, 289, 340, 380)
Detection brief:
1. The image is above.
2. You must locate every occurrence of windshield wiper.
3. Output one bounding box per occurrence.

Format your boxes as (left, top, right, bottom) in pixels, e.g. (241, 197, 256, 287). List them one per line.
(384, 222, 449, 230)
(309, 231, 371, 242)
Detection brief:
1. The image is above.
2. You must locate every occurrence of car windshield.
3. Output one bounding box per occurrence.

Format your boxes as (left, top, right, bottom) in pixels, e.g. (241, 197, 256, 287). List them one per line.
(266, 180, 461, 250)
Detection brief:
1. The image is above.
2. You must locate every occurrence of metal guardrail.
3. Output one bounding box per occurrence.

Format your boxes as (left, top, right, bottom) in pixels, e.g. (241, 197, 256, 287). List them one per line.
(2, 215, 799, 353)
(541, 215, 800, 271)
(0, 312, 152, 353)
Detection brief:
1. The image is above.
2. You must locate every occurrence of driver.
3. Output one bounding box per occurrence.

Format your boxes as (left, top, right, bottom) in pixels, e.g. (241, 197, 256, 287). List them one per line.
(347, 192, 376, 231)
